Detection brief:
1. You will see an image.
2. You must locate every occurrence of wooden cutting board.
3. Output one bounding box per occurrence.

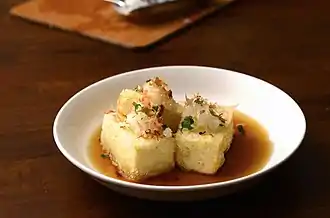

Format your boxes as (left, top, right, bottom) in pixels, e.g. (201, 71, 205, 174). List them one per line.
(10, 0, 234, 48)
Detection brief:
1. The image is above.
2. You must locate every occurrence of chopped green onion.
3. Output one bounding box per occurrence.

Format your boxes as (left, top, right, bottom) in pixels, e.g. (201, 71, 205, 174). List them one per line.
(181, 116, 194, 130)
(132, 102, 142, 112)
(100, 154, 108, 159)
(152, 105, 159, 112)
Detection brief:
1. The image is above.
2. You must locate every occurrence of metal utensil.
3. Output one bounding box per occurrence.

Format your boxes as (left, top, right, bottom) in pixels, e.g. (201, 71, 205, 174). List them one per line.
(104, 0, 181, 16)
(104, 0, 126, 8)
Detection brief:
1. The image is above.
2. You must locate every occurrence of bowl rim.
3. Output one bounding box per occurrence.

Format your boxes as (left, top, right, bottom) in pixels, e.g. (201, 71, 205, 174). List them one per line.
(53, 65, 306, 191)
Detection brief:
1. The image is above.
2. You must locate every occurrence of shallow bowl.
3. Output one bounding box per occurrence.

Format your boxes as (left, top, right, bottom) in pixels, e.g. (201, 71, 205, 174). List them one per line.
(53, 66, 306, 201)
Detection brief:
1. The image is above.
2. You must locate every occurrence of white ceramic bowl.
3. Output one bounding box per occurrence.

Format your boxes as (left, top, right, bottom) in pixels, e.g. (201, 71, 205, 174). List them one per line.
(53, 66, 306, 201)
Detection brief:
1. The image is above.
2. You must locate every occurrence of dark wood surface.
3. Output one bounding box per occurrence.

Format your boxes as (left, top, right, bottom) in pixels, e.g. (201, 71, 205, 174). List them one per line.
(1, 0, 330, 217)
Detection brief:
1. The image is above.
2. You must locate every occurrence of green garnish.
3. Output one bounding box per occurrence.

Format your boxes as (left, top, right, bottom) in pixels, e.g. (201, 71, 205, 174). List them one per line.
(181, 116, 194, 130)
(100, 154, 108, 159)
(237, 124, 245, 135)
(194, 97, 205, 105)
(152, 105, 159, 112)
(132, 102, 142, 112)
(133, 85, 142, 92)
(146, 79, 151, 83)
(193, 94, 206, 105)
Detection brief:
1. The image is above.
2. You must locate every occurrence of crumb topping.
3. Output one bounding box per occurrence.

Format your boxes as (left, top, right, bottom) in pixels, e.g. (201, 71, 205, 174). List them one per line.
(142, 77, 174, 105)
(117, 79, 174, 139)
(110, 77, 181, 139)
(125, 100, 172, 139)
(180, 93, 234, 133)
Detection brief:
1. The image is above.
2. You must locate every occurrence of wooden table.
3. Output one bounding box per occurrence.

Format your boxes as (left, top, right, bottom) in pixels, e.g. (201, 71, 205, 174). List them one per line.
(1, 0, 330, 217)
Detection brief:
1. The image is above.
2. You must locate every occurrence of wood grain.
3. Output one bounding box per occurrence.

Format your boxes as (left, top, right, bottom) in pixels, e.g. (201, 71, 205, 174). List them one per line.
(1, 0, 330, 217)
(10, 0, 234, 48)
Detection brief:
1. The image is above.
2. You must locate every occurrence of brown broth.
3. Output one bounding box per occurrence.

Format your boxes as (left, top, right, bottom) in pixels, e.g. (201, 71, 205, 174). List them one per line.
(88, 110, 273, 186)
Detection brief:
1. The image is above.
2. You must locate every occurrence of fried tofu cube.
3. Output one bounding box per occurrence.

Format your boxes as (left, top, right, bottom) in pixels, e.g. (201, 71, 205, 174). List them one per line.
(100, 113, 175, 181)
(175, 94, 235, 174)
(175, 123, 234, 174)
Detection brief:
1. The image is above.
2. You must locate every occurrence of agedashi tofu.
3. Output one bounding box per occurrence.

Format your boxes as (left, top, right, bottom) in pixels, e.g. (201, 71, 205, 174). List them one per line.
(100, 77, 236, 182)
(100, 95, 176, 181)
(175, 94, 235, 175)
